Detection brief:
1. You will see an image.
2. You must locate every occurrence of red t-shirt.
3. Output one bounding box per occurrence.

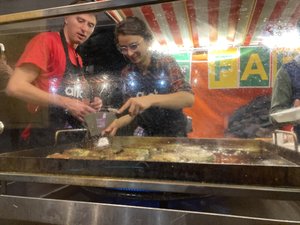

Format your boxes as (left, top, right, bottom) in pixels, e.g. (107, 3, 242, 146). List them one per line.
(16, 32, 83, 112)
(16, 32, 83, 94)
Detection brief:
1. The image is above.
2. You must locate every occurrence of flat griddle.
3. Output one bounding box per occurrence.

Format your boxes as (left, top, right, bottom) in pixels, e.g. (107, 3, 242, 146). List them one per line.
(0, 137, 299, 189)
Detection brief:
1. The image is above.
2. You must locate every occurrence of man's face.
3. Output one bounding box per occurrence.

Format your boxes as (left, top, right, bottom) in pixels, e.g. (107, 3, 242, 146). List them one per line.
(64, 13, 96, 46)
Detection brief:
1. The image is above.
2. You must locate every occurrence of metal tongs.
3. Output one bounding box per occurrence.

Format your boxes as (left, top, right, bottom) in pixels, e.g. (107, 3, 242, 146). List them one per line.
(83, 107, 118, 149)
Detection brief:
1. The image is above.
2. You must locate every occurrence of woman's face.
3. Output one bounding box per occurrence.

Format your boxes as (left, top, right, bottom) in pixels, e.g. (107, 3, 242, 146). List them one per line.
(117, 34, 151, 65)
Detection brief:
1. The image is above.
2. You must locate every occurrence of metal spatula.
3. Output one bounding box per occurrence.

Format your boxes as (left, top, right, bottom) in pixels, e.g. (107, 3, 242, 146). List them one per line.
(84, 109, 117, 148)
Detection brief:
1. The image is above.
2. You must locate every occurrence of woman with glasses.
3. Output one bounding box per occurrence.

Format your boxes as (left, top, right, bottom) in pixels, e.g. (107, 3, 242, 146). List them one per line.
(103, 16, 194, 137)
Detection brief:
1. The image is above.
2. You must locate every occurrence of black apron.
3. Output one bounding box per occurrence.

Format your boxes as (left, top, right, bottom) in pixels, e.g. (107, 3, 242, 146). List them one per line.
(122, 54, 188, 137)
(24, 30, 91, 147)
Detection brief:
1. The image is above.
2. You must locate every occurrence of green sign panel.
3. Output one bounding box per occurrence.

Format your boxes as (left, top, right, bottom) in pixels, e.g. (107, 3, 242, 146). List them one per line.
(172, 52, 191, 83)
(240, 47, 270, 87)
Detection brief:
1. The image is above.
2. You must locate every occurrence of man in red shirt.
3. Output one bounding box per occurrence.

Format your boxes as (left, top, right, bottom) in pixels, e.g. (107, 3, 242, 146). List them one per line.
(6, 0, 102, 146)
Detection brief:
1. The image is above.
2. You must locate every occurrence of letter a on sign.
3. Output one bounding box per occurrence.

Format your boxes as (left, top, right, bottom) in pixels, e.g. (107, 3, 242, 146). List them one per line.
(240, 47, 270, 87)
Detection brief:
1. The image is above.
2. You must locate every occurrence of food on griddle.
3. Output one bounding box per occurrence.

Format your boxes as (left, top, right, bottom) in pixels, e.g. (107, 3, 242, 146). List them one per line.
(112, 148, 149, 161)
(149, 152, 182, 162)
(46, 153, 70, 159)
(86, 150, 109, 159)
(148, 145, 215, 163)
(46, 141, 270, 164)
(179, 149, 215, 163)
(47, 148, 107, 160)
(214, 152, 244, 164)
(66, 148, 90, 157)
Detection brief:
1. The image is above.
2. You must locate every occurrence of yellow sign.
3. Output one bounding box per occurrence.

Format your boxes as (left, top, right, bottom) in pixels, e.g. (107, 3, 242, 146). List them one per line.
(208, 48, 239, 89)
(241, 53, 268, 81)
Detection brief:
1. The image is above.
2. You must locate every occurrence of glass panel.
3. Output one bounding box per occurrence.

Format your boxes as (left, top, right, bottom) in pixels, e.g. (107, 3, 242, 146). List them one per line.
(0, 0, 299, 152)
(1, 3, 300, 225)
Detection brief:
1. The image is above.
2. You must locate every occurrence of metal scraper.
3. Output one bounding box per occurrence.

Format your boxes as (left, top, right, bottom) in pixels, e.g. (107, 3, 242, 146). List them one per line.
(84, 109, 117, 148)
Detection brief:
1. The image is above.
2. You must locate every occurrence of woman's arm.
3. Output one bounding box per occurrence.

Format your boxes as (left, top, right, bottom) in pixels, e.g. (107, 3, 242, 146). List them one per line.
(103, 114, 135, 136)
(118, 91, 194, 116)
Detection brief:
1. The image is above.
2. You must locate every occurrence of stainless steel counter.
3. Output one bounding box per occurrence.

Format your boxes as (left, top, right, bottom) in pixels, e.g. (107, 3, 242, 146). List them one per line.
(0, 137, 299, 224)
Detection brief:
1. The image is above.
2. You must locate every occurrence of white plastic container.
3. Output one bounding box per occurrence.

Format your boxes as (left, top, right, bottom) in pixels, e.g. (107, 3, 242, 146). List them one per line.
(270, 107, 300, 123)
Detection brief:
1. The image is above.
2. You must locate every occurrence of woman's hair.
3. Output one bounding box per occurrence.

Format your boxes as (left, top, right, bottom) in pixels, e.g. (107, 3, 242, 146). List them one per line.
(114, 17, 153, 44)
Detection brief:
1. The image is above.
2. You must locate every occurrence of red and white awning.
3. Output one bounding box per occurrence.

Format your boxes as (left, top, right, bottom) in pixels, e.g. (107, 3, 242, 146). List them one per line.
(106, 0, 300, 49)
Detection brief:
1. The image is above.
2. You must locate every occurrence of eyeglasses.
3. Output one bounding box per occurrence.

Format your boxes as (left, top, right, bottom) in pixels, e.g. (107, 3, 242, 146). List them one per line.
(117, 39, 143, 55)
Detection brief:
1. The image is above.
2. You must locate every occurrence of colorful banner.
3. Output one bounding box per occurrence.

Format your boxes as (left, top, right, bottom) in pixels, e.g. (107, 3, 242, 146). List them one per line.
(172, 52, 191, 82)
(239, 47, 270, 87)
(208, 47, 273, 89)
(208, 48, 239, 89)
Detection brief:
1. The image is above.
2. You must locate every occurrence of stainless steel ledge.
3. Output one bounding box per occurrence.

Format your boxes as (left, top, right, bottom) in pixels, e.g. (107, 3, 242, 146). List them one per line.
(0, 195, 299, 225)
(0, 172, 300, 200)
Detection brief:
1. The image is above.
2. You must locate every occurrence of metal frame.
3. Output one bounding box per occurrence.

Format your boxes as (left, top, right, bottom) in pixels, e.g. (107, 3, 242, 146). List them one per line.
(0, 194, 299, 225)
(273, 129, 298, 152)
(0, 0, 176, 25)
(0, 172, 300, 200)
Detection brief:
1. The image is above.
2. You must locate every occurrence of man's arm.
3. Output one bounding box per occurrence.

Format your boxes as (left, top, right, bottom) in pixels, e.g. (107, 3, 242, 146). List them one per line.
(6, 64, 97, 121)
(270, 67, 293, 115)
(7, 64, 57, 106)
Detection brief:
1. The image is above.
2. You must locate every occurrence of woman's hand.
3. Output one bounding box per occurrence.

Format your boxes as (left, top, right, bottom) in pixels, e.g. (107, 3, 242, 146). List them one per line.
(118, 95, 153, 116)
(102, 119, 120, 136)
(102, 114, 135, 136)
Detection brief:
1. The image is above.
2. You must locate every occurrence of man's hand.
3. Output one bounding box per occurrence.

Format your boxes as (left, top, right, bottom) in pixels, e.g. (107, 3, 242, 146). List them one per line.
(294, 99, 300, 107)
(63, 97, 96, 122)
(90, 96, 102, 111)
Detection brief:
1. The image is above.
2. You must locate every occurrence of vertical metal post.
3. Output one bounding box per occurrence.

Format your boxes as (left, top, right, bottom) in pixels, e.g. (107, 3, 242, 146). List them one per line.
(0, 181, 7, 194)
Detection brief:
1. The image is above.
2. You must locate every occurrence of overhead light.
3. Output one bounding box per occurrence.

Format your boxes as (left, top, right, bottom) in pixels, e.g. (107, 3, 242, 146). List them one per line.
(260, 28, 300, 49)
